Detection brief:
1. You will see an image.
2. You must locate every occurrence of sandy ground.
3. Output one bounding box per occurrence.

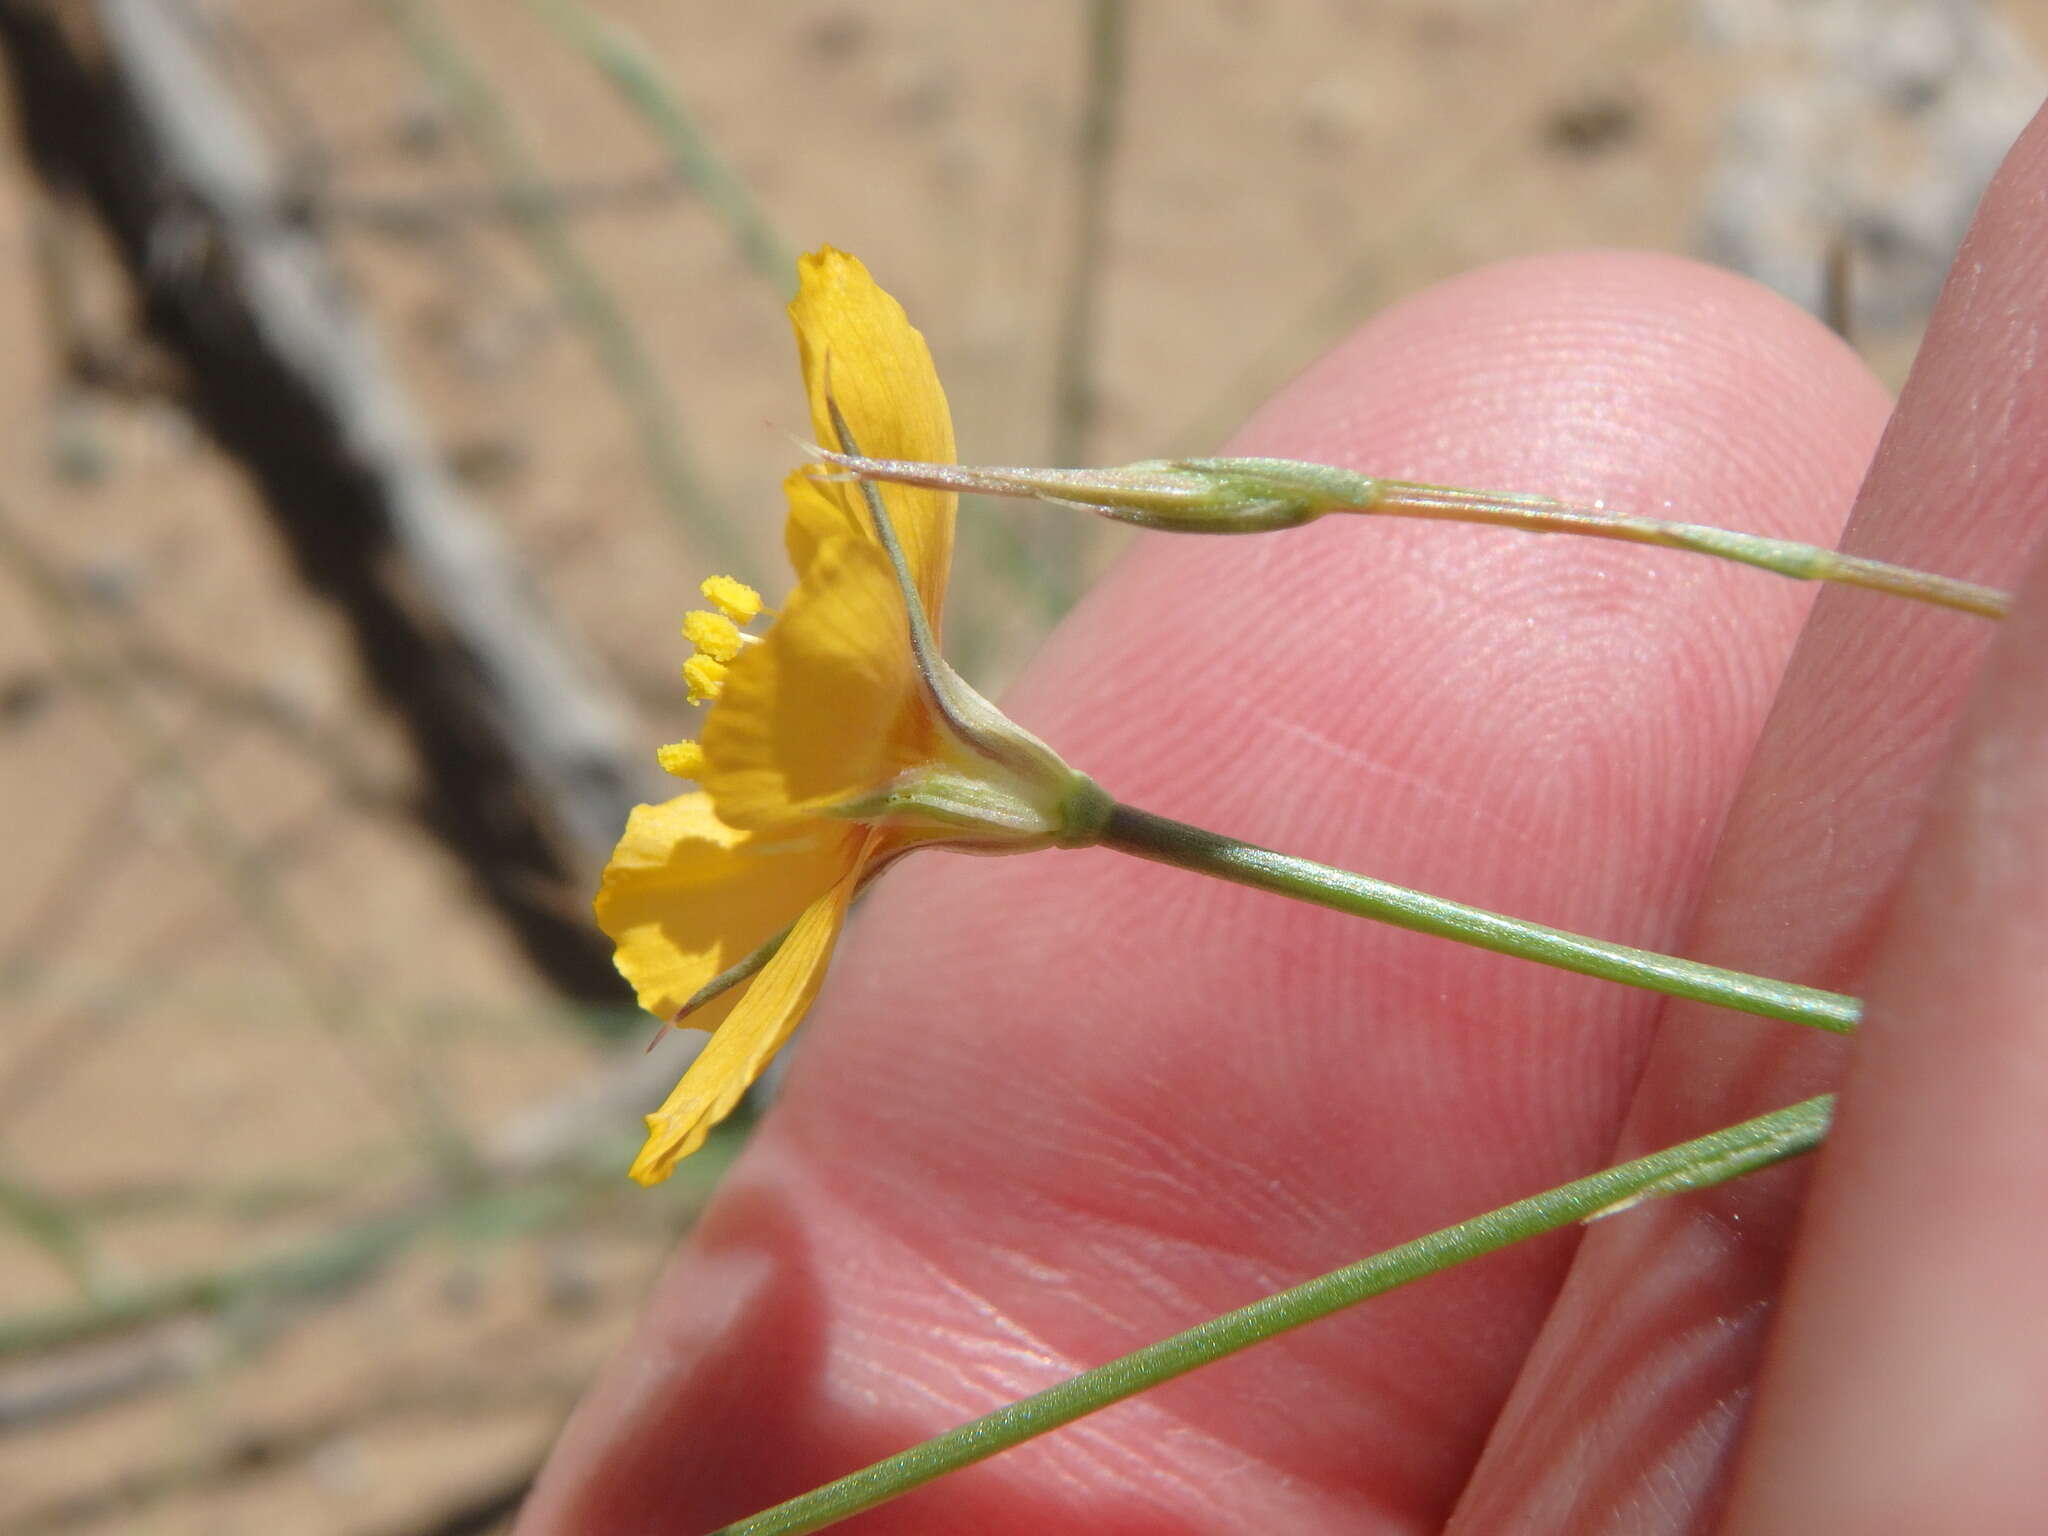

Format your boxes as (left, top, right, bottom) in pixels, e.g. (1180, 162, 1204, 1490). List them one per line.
(0, 3, 2040, 1532)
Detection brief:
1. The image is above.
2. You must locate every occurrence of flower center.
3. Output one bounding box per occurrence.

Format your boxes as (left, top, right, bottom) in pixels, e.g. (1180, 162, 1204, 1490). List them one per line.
(659, 574, 765, 779)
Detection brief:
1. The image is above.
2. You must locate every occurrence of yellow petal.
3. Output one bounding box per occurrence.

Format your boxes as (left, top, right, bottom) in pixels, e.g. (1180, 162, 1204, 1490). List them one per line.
(700, 530, 926, 830)
(790, 248, 956, 621)
(783, 467, 863, 579)
(593, 792, 857, 1033)
(630, 840, 871, 1184)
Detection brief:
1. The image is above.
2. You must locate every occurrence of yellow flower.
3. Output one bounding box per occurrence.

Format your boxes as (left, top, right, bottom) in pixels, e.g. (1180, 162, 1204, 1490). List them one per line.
(596, 249, 1107, 1185)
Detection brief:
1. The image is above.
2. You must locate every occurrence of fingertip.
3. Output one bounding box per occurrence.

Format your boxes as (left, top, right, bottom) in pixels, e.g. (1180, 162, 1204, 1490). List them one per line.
(1715, 99, 2048, 1533)
(1460, 102, 2048, 1534)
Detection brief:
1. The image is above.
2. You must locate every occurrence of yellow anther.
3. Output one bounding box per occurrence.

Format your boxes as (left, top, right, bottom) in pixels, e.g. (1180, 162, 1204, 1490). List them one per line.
(683, 654, 728, 704)
(682, 609, 743, 663)
(700, 575, 762, 625)
(656, 740, 707, 779)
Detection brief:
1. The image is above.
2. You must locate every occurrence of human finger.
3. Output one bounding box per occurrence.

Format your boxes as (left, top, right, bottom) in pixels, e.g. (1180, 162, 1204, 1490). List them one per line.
(1453, 105, 2048, 1535)
(519, 251, 1888, 1534)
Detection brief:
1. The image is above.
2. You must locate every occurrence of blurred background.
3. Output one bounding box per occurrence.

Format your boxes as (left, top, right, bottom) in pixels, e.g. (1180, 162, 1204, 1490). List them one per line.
(0, 2, 2040, 1531)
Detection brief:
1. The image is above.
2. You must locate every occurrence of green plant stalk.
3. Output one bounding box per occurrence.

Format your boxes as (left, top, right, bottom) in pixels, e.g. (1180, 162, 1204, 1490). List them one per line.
(0, 1126, 736, 1358)
(378, 0, 743, 570)
(518, 0, 794, 288)
(0, 1172, 105, 1296)
(1050, 0, 1127, 468)
(824, 455, 1854, 1036)
(817, 451, 2011, 619)
(711, 1093, 1834, 1536)
(0, 508, 475, 1174)
(1354, 475, 2008, 618)
(1098, 804, 1861, 1032)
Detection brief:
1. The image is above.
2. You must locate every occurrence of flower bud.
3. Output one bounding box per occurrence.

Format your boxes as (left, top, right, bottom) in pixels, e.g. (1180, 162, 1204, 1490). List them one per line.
(811, 448, 1390, 533)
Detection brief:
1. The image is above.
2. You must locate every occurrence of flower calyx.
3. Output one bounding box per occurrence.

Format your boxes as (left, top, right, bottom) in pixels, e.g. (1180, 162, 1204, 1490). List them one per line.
(825, 398, 1109, 852)
(829, 754, 1112, 852)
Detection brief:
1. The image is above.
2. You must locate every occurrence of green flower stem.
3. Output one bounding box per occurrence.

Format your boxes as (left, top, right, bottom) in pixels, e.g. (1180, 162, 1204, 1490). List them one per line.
(518, 0, 795, 288)
(379, 0, 740, 567)
(1358, 476, 2008, 619)
(817, 451, 2012, 619)
(712, 1094, 1834, 1536)
(1098, 803, 1860, 1032)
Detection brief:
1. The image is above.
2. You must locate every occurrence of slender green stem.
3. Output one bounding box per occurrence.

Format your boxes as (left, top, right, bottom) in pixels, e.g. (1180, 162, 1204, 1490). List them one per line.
(518, 0, 794, 288)
(1050, 0, 1128, 467)
(712, 1094, 1834, 1536)
(1011, 0, 1129, 626)
(0, 1131, 736, 1358)
(674, 922, 788, 1022)
(1357, 475, 2009, 619)
(1099, 803, 1861, 1032)
(0, 507, 471, 1168)
(378, 0, 741, 568)
(816, 451, 2011, 619)
(826, 403, 950, 706)
(0, 1172, 105, 1295)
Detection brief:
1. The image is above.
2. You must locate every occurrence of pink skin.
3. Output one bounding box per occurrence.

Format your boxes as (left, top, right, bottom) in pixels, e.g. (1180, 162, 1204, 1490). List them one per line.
(518, 106, 2048, 1535)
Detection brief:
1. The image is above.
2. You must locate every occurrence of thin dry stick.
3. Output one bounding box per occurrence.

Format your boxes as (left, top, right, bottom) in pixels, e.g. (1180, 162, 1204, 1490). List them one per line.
(298, 171, 701, 239)
(117, 642, 409, 817)
(946, 0, 1135, 644)
(0, 1102, 726, 1360)
(1012, 0, 1130, 624)
(1171, 0, 1669, 454)
(0, 510, 464, 1159)
(377, 0, 744, 570)
(3, 1360, 568, 1526)
(2, 1, 657, 992)
(1, 762, 162, 1005)
(0, 1200, 445, 1358)
(0, 803, 362, 1126)
(0, 1173, 103, 1296)
(519, 0, 795, 289)
(1051, 0, 1127, 468)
